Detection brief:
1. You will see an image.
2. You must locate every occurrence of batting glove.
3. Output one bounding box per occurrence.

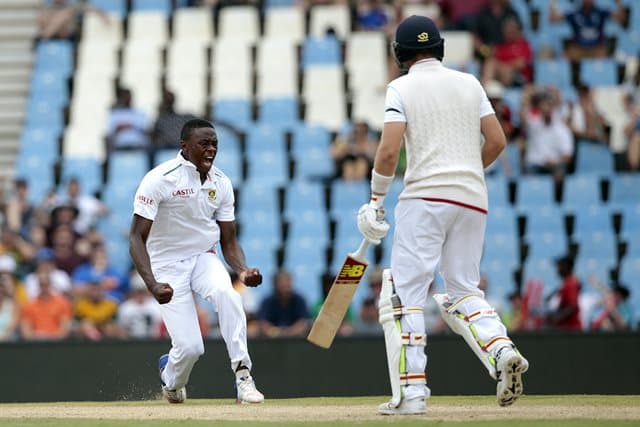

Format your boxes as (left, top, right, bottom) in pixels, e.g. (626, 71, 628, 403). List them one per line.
(357, 203, 390, 245)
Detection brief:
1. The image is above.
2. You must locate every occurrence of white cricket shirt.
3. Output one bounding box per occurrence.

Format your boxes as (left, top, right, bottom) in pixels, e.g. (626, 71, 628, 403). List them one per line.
(133, 152, 235, 269)
(385, 59, 495, 211)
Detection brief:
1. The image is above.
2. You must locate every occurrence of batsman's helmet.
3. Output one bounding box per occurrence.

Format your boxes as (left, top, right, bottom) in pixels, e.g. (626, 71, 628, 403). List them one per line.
(393, 15, 444, 66)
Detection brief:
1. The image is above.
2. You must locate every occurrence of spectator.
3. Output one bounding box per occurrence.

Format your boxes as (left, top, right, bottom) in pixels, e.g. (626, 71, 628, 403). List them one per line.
(546, 256, 582, 331)
(356, 0, 391, 32)
(627, 119, 640, 171)
(311, 273, 354, 337)
(590, 284, 633, 331)
(550, 0, 626, 61)
(5, 178, 34, 237)
(352, 297, 381, 335)
(0, 256, 20, 341)
(37, 0, 107, 41)
(503, 291, 524, 332)
(24, 248, 72, 299)
(117, 272, 162, 339)
(521, 86, 574, 183)
(569, 84, 608, 144)
(481, 18, 532, 87)
(60, 178, 108, 235)
(107, 87, 150, 150)
(72, 245, 127, 303)
(438, 0, 487, 30)
(0, 226, 36, 266)
(484, 80, 517, 175)
(50, 224, 86, 275)
(331, 122, 378, 180)
(74, 278, 123, 340)
(258, 270, 310, 337)
(473, 0, 521, 61)
(20, 263, 73, 340)
(151, 90, 196, 150)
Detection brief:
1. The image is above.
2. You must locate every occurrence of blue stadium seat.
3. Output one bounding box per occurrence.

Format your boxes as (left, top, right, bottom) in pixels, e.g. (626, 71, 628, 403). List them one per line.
(237, 180, 279, 214)
(329, 179, 369, 217)
(619, 256, 640, 287)
(528, 31, 564, 59)
(35, 40, 73, 76)
(534, 59, 571, 89)
(331, 233, 373, 273)
(238, 209, 281, 242)
(286, 210, 329, 244)
(502, 88, 522, 126)
(609, 173, 640, 204)
(292, 145, 334, 180)
(15, 156, 56, 204)
(214, 148, 242, 184)
(291, 124, 332, 153)
(97, 212, 131, 240)
(481, 258, 516, 302)
(258, 98, 299, 129)
(60, 157, 103, 195)
(284, 237, 327, 272)
(301, 35, 342, 67)
(526, 232, 568, 260)
(105, 236, 131, 274)
(213, 99, 252, 131)
(290, 265, 324, 306)
(622, 232, 640, 258)
(102, 182, 137, 212)
(510, 0, 531, 30)
(579, 59, 619, 87)
(284, 180, 325, 216)
(515, 175, 555, 209)
(264, 0, 296, 6)
(619, 203, 640, 234)
(132, 0, 171, 14)
(89, 0, 127, 16)
(486, 175, 508, 206)
(486, 205, 517, 236)
(153, 148, 178, 166)
(26, 101, 64, 128)
(107, 151, 150, 186)
(573, 231, 617, 261)
(563, 174, 601, 206)
(484, 232, 520, 265)
(522, 257, 558, 289)
(215, 125, 242, 153)
(574, 142, 614, 176)
(525, 204, 565, 235)
(574, 256, 612, 285)
(245, 124, 286, 155)
(246, 150, 288, 186)
(30, 70, 69, 104)
(19, 127, 58, 161)
(572, 204, 613, 235)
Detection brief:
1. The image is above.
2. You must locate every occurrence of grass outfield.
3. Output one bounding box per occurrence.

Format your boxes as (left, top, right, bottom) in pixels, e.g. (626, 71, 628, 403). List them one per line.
(1, 395, 638, 426)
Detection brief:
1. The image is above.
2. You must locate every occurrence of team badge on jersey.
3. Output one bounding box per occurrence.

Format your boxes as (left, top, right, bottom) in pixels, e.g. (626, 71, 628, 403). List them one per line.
(208, 189, 216, 202)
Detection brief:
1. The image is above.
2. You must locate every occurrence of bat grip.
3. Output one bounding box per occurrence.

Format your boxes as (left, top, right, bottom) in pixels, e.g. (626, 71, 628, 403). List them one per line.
(352, 239, 370, 261)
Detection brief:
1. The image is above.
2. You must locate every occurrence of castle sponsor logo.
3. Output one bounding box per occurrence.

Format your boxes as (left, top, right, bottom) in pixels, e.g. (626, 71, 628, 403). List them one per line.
(172, 188, 196, 198)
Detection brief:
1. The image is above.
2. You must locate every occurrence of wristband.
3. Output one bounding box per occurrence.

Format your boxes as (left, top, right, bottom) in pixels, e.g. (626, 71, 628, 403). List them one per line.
(370, 170, 394, 208)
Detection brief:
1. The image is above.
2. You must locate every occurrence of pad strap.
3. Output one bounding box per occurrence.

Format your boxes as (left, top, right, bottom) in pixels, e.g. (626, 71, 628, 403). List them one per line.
(392, 306, 424, 316)
(399, 373, 427, 386)
(461, 308, 498, 322)
(400, 333, 427, 346)
(482, 336, 512, 352)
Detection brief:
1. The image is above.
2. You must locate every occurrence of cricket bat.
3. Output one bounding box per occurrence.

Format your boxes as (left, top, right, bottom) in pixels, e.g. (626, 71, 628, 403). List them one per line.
(307, 239, 370, 349)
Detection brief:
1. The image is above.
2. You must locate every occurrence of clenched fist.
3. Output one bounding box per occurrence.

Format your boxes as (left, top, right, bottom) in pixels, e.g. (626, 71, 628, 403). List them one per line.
(150, 282, 174, 304)
(239, 268, 263, 287)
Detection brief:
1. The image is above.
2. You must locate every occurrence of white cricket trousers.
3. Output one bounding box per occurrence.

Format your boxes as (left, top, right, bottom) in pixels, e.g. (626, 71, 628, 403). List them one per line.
(154, 252, 251, 390)
(391, 199, 509, 400)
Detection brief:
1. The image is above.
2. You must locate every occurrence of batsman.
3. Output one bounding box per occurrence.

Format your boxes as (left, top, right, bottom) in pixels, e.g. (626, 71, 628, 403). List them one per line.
(357, 15, 529, 415)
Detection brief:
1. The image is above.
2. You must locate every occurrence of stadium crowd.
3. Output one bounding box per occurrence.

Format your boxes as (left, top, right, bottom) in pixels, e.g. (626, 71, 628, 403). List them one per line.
(0, 0, 638, 342)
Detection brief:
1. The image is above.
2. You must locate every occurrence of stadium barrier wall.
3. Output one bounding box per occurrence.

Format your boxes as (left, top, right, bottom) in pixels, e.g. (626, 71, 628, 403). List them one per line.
(1, 332, 638, 402)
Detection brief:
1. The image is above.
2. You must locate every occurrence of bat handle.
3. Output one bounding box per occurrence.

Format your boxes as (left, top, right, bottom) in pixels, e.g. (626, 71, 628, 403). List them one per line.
(352, 239, 370, 262)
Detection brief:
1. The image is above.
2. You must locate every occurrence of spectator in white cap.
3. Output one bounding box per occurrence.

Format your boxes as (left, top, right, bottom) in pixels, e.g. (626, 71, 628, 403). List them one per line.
(23, 248, 71, 299)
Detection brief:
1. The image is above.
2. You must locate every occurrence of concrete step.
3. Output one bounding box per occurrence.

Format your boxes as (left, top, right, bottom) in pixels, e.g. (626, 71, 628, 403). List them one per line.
(0, 68, 31, 84)
(0, 110, 26, 124)
(0, 52, 33, 67)
(0, 81, 30, 97)
(0, 26, 38, 41)
(0, 0, 43, 9)
(0, 123, 22, 139)
(0, 10, 39, 25)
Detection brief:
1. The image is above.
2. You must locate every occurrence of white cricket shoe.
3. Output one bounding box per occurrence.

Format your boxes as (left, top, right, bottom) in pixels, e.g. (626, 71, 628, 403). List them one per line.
(162, 386, 187, 404)
(495, 346, 529, 407)
(378, 398, 426, 415)
(236, 371, 264, 404)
